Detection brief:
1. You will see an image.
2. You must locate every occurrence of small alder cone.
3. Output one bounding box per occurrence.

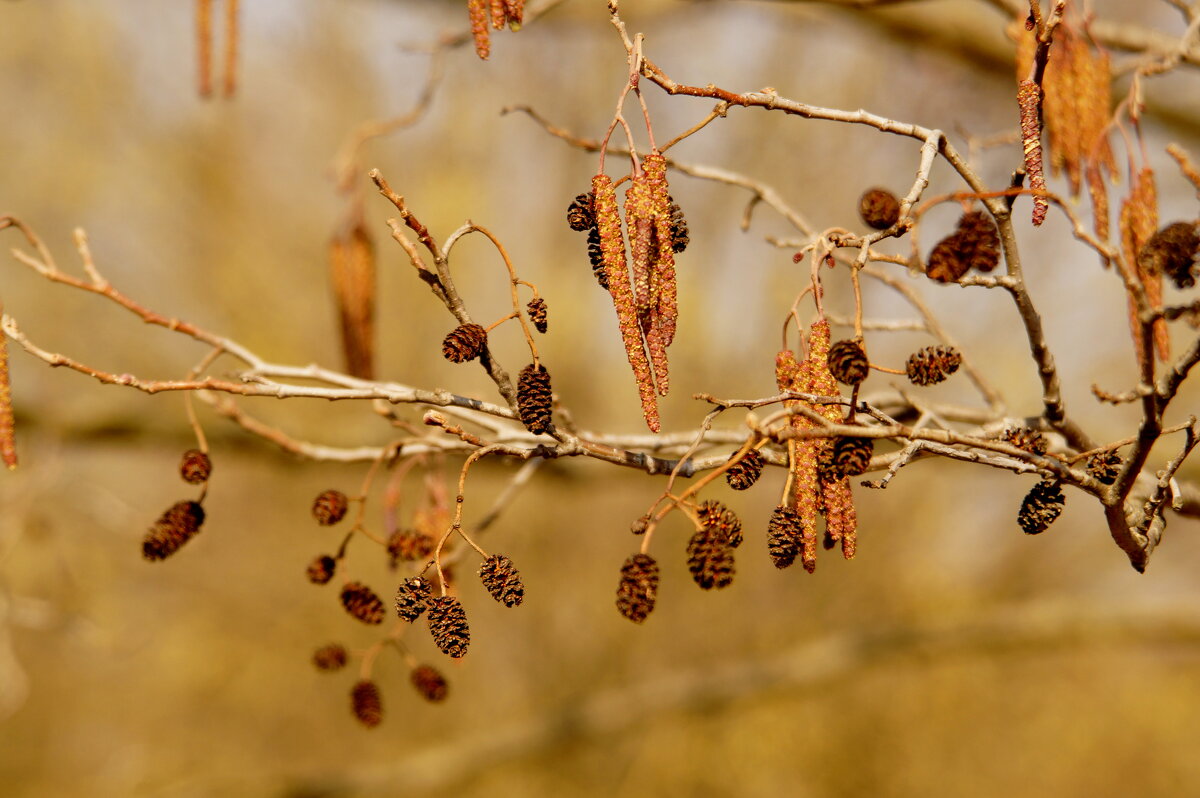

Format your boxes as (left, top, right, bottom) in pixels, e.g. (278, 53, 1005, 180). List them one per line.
(697, 499, 743, 548)
(1018, 479, 1065, 535)
(395, 576, 432, 622)
(478, 554, 525, 608)
(351, 680, 383, 728)
(312, 489, 349, 526)
(615, 553, 659, 623)
(828, 437, 874, 478)
(586, 227, 609, 290)
(827, 340, 869, 386)
(668, 198, 689, 253)
(179, 449, 212, 484)
(1002, 427, 1049, 456)
(527, 297, 548, 334)
(387, 530, 435, 565)
(411, 665, 449, 703)
(957, 212, 1001, 273)
(767, 505, 803, 569)
(306, 554, 337, 585)
(1139, 221, 1200, 290)
(312, 643, 348, 672)
(926, 233, 971, 282)
(567, 192, 595, 232)
(1086, 451, 1123, 485)
(858, 188, 901, 230)
(142, 500, 206, 561)
(340, 582, 386, 625)
(725, 449, 764, 491)
(442, 323, 487, 364)
(630, 515, 650, 535)
(428, 596, 470, 659)
(905, 345, 962, 386)
(516, 363, 554, 435)
(686, 525, 735, 590)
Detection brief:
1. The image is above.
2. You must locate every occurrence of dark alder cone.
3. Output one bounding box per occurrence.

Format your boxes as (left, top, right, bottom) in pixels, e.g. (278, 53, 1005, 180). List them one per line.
(340, 582, 386, 625)
(441, 323, 487, 364)
(905, 345, 962, 386)
(615, 553, 659, 623)
(956, 211, 1002, 273)
(686, 526, 735, 590)
(725, 449, 764, 491)
(630, 515, 650, 535)
(828, 436, 874, 478)
(1139, 221, 1200, 289)
(411, 665, 449, 703)
(527, 297, 549, 334)
(767, 505, 803, 569)
(1002, 427, 1049, 456)
(566, 192, 595, 232)
(306, 554, 337, 585)
(142, 500, 206, 561)
(926, 232, 971, 282)
(858, 188, 901, 230)
(478, 554, 525, 607)
(395, 576, 432, 622)
(1086, 451, 1123, 486)
(179, 449, 212, 484)
(827, 340, 869, 386)
(516, 363, 554, 435)
(697, 499, 743, 548)
(312, 489, 349, 526)
(386, 530, 435, 565)
(1018, 479, 1065, 535)
(312, 643, 348, 672)
(669, 198, 690, 253)
(427, 596, 470, 659)
(586, 227, 609, 290)
(351, 680, 383, 728)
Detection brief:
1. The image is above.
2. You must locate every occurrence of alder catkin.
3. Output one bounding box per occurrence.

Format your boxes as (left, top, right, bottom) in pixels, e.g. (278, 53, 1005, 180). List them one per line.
(427, 596, 470, 658)
(340, 582, 386, 625)
(179, 449, 212, 484)
(516, 363, 554, 435)
(478, 554, 525, 607)
(615, 553, 659, 623)
(312, 490, 349, 526)
(351, 680, 383, 728)
(467, 0, 490, 59)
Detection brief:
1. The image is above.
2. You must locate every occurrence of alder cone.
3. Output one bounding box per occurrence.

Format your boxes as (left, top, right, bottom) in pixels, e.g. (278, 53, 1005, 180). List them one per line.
(615, 553, 659, 623)
(478, 554, 525, 607)
(905, 345, 961, 386)
(1018, 479, 1065, 534)
(668, 198, 689, 253)
(427, 596, 470, 658)
(858, 188, 901, 230)
(827, 340, 869, 386)
(1002, 427, 1048, 455)
(517, 363, 554, 435)
(586, 227, 609, 290)
(312, 643, 348, 672)
(956, 211, 1001, 273)
(527, 297, 548, 334)
(441, 323, 487, 364)
(767, 505, 803, 569)
(1086, 451, 1123, 485)
(142, 500, 206, 561)
(411, 664, 449, 703)
(179, 449, 212, 484)
(828, 436, 874, 478)
(312, 489, 349, 526)
(567, 192, 595, 232)
(340, 582, 386, 625)
(306, 554, 337, 585)
(926, 232, 971, 282)
(387, 530, 435, 565)
(395, 576, 432, 622)
(1139, 220, 1200, 289)
(351, 680, 383, 728)
(697, 499, 743, 548)
(725, 449, 764, 491)
(686, 526, 735, 590)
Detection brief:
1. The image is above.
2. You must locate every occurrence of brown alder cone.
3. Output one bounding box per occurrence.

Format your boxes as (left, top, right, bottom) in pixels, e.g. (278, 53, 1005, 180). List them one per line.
(340, 582, 386, 625)
(478, 554, 525, 607)
(467, 0, 490, 60)
(1120, 168, 1168, 363)
(395, 576, 432, 622)
(329, 222, 376, 380)
(427, 596, 470, 659)
(0, 305, 16, 470)
(142, 500, 206, 561)
(766, 505, 803, 569)
(594, 173, 660, 432)
(351, 680, 383, 728)
(725, 448, 764, 491)
(697, 500, 743, 548)
(411, 665, 449, 703)
(312, 644, 348, 672)
(906, 345, 962, 386)
(312, 489, 349, 526)
(615, 553, 659, 623)
(179, 449, 212, 484)
(306, 554, 337, 585)
(1017, 79, 1048, 226)
(686, 524, 735, 590)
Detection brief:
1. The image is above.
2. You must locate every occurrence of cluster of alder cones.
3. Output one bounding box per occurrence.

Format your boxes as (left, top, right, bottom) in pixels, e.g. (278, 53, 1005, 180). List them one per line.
(141, 449, 212, 561)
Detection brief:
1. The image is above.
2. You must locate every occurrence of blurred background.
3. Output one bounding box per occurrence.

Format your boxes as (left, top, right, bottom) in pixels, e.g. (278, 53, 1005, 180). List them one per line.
(2, 0, 1200, 796)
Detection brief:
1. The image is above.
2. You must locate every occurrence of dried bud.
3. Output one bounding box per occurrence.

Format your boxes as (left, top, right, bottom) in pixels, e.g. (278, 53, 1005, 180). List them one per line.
(516, 363, 554, 435)
(616, 553, 659, 623)
(442, 323, 487, 364)
(767, 505, 803, 569)
(1086, 451, 1123, 485)
(478, 554, 525, 607)
(142, 500, 206, 561)
(340, 581, 386, 625)
(312, 490, 349, 526)
(567, 192, 595, 232)
(858, 188, 901, 230)
(827, 340, 869, 386)
(427, 596, 470, 659)
(395, 576, 432, 622)
(1002, 427, 1048, 456)
(905, 345, 962, 386)
(179, 449, 212, 484)
(527, 297, 548, 334)
(411, 664, 449, 702)
(312, 643, 348, 672)
(351, 680, 383, 728)
(725, 449, 764, 491)
(1018, 479, 1064, 534)
(306, 554, 337, 585)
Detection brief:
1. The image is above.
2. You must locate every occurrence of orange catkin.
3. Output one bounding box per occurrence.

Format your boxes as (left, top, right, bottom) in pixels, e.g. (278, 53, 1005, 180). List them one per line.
(0, 302, 15, 470)
(467, 0, 491, 60)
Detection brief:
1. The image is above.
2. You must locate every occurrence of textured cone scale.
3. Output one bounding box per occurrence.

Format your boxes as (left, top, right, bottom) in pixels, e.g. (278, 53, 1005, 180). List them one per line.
(586, 227, 609, 289)
(567, 192, 595, 232)
(1002, 427, 1048, 456)
(179, 449, 212, 484)
(340, 582, 386, 625)
(926, 232, 971, 282)
(306, 554, 337, 585)
(828, 436, 873, 478)
(697, 500, 743, 548)
(1086, 451, 1123, 485)
(387, 530, 435, 565)
(858, 188, 901, 230)
(478, 554, 525, 607)
(142, 500, 206, 561)
(905, 345, 962, 386)
(312, 643, 348, 671)
(669, 198, 689, 253)
(686, 526, 735, 590)
(312, 490, 349, 526)
(442, 323, 487, 364)
(1140, 221, 1200, 289)
(827, 340, 869, 386)
(517, 363, 554, 434)
(615, 553, 659, 623)
(725, 449, 764, 491)
(957, 211, 1002, 273)
(428, 596, 470, 658)
(527, 297, 549, 334)
(351, 680, 383, 728)
(767, 505, 803, 569)
(395, 576, 432, 622)
(411, 665, 449, 703)
(1018, 479, 1065, 534)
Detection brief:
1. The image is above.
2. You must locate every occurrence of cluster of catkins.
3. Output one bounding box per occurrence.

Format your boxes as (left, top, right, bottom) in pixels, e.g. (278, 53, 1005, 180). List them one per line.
(466, 0, 523, 60)
(141, 449, 212, 561)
